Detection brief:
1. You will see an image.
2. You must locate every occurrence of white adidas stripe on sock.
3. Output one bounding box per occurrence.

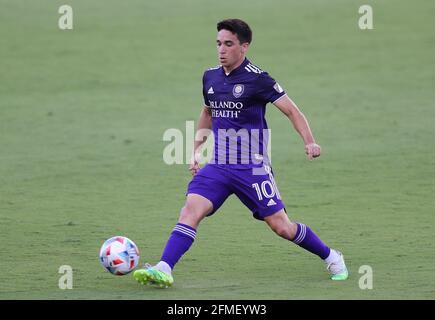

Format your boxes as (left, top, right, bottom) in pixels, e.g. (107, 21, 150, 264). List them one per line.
(293, 223, 306, 244)
(173, 224, 196, 240)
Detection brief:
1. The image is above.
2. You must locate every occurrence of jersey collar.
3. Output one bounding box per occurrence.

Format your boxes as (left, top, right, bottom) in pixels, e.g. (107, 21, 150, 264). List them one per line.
(222, 57, 250, 77)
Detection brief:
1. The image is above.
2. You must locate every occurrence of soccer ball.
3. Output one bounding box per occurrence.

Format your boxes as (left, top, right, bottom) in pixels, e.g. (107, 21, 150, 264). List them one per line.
(99, 236, 140, 276)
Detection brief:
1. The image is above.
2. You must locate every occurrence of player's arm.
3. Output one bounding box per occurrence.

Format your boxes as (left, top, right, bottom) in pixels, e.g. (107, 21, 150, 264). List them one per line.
(189, 106, 212, 175)
(273, 95, 321, 160)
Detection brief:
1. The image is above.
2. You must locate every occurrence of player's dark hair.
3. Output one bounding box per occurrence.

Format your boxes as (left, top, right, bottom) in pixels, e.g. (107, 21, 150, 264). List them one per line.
(217, 19, 252, 44)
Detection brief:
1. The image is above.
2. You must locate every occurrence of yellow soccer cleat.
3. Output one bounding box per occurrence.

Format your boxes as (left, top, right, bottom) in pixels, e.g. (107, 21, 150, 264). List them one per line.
(133, 264, 174, 288)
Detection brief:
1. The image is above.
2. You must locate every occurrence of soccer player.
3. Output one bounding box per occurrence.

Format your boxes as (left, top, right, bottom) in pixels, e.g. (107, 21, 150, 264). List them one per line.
(134, 19, 348, 287)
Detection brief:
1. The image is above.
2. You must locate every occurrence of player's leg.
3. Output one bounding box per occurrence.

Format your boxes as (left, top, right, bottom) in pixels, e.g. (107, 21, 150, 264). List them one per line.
(158, 193, 213, 272)
(264, 209, 348, 280)
(264, 209, 330, 256)
(134, 164, 232, 287)
(230, 166, 348, 280)
(177, 193, 213, 229)
(134, 194, 212, 288)
(263, 209, 297, 240)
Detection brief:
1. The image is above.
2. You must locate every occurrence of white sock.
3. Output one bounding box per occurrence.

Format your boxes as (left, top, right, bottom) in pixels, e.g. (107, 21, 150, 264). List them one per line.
(155, 261, 172, 275)
(324, 249, 340, 264)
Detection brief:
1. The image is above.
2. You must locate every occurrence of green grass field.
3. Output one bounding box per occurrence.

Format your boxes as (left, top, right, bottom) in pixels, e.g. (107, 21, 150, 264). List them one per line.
(1, 0, 434, 299)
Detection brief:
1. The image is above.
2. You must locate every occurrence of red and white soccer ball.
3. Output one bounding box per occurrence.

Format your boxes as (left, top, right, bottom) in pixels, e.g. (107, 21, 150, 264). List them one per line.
(99, 236, 140, 276)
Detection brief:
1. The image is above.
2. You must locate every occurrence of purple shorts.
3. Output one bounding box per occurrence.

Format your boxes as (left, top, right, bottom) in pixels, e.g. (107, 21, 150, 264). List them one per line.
(187, 164, 286, 220)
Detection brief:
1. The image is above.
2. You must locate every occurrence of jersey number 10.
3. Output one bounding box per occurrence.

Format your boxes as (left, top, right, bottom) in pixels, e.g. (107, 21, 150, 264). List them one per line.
(252, 180, 280, 201)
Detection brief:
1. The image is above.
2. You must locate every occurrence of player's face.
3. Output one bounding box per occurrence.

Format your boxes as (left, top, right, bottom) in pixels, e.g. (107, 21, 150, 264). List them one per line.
(216, 29, 249, 71)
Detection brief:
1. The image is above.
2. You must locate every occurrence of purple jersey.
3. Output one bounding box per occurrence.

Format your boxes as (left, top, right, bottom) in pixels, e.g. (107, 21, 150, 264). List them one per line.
(202, 58, 286, 168)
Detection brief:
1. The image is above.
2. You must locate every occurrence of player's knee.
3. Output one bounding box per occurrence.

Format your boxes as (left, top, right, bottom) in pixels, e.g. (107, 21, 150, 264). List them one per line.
(270, 221, 297, 240)
(273, 225, 291, 239)
(179, 205, 194, 220)
(178, 204, 204, 227)
(287, 222, 298, 240)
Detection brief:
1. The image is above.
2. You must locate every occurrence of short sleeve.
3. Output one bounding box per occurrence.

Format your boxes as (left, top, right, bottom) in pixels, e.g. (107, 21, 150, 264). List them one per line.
(202, 72, 210, 106)
(256, 72, 286, 104)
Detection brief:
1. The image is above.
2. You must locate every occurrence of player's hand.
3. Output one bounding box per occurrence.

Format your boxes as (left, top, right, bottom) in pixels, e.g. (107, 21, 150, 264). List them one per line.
(189, 153, 201, 176)
(305, 143, 321, 160)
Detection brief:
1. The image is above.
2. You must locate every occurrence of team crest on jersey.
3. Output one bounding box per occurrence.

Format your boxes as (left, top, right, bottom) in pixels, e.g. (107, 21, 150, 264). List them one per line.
(232, 84, 244, 98)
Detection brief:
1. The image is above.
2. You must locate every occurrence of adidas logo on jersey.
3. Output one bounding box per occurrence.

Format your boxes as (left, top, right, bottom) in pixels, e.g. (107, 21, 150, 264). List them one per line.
(208, 87, 214, 94)
(267, 199, 277, 207)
